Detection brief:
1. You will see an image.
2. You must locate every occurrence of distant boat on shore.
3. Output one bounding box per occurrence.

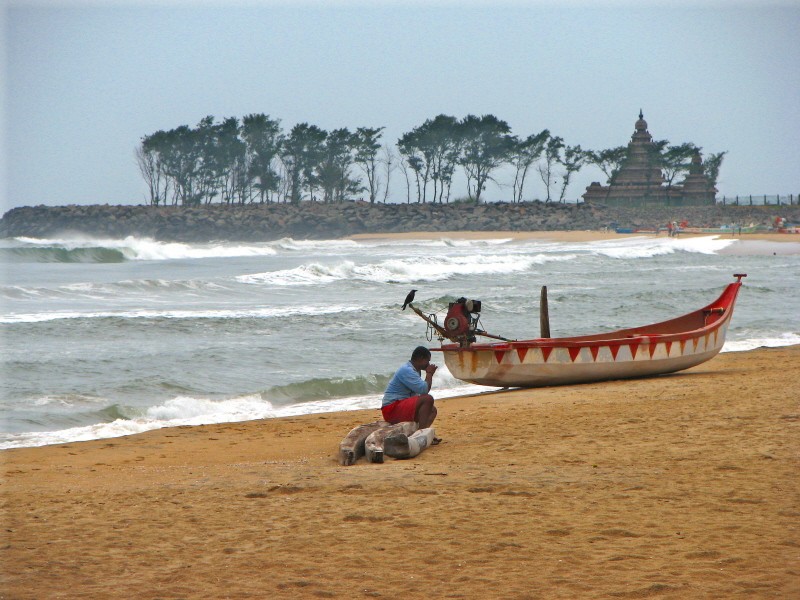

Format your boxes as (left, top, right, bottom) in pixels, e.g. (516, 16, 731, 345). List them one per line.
(614, 227, 661, 234)
(614, 224, 766, 235)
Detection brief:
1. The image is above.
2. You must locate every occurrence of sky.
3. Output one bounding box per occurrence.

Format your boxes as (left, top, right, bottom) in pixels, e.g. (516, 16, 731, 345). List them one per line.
(3, 0, 799, 211)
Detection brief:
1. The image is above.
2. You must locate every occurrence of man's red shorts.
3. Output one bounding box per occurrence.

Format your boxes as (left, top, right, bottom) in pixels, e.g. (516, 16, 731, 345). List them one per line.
(381, 395, 420, 424)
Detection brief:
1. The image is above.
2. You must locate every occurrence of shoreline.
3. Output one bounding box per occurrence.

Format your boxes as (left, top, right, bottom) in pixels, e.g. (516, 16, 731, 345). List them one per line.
(349, 229, 800, 243)
(4, 345, 799, 598)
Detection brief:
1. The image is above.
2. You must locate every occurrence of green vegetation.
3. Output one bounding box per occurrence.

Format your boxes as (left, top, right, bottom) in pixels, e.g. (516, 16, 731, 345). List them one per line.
(136, 114, 724, 206)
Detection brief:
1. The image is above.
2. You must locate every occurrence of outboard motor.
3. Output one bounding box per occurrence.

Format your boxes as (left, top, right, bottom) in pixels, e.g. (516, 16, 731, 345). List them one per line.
(443, 297, 482, 346)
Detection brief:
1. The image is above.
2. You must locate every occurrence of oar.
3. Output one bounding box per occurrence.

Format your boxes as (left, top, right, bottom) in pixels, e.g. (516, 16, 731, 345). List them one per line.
(540, 285, 550, 338)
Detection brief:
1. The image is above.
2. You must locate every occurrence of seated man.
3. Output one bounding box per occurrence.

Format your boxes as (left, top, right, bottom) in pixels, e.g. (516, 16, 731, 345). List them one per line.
(381, 346, 438, 429)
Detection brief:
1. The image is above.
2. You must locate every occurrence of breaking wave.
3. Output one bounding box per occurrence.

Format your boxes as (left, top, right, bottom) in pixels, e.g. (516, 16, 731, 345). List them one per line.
(585, 235, 738, 259)
(0, 367, 490, 449)
(236, 253, 576, 286)
(0, 245, 127, 263)
(0, 304, 360, 324)
(0, 278, 232, 302)
(1, 236, 278, 262)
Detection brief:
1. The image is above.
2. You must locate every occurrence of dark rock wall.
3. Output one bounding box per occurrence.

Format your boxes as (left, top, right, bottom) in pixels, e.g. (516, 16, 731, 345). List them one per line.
(2, 202, 799, 242)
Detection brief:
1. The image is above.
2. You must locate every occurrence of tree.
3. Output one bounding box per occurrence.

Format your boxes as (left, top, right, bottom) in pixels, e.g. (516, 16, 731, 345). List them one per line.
(189, 116, 215, 204)
(380, 143, 397, 203)
(584, 146, 627, 185)
(660, 142, 699, 190)
(397, 152, 414, 204)
(158, 124, 204, 205)
(136, 131, 171, 206)
(208, 116, 247, 204)
(537, 135, 564, 202)
(316, 128, 361, 203)
(425, 115, 460, 203)
(703, 151, 727, 189)
(280, 123, 327, 203)
(353, 127, 384, 203)
(458, 114, 515, 203)
(397, 128, 431, 203)
(509, 129, 549, 203)
(397, 115, 463, 203)
(242, 113, 283, 203)
(557, 144, 586, 203)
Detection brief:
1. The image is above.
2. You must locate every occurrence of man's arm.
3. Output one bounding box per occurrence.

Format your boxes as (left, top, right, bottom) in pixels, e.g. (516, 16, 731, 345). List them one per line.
(397, 363, 431, 396)
(423, 364, 437, 393)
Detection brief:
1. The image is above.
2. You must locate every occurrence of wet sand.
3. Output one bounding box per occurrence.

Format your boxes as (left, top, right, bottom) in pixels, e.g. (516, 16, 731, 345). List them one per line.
(3, 346, 798, 599)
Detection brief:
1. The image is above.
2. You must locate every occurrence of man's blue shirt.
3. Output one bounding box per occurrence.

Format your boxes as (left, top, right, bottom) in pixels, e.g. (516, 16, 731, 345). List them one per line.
(382, 361, 428, 407)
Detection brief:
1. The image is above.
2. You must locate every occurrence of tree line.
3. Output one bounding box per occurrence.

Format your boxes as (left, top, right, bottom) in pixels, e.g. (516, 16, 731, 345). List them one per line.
(135, 113, 725, 206)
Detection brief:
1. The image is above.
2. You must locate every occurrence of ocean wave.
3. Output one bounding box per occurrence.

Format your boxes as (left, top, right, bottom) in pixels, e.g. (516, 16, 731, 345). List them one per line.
(378, 237, 515, 248)
(722, 332, 800, 352)
(263, 374, 392, 405)
(0, 304, 360, 324)
(31, 394, 108, 408)
(237, 253, 575, 286)
(270, 237, 360, 251)
(3, 236, 279, 262)
(0, 393, 358, 449)
(0, 278, 233, 302)
(0, 245, 126, 263)
(0, 365, 495, 449)
(587, 236, 738, 259)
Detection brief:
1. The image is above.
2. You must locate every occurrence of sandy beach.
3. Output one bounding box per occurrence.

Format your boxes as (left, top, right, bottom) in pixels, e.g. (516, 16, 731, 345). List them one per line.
(2, 345, 798, 599)
(349, 230, 800, 243)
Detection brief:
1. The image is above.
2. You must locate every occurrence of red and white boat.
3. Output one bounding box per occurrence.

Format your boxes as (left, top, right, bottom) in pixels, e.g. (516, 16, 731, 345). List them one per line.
(410, 274, 746, 388)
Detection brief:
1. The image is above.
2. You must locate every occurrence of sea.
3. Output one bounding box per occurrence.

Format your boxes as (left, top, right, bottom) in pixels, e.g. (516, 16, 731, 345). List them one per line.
(1, 233, 799, 449)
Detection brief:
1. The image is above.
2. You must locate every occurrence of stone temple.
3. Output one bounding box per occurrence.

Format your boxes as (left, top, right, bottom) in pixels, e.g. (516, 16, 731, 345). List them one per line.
(582, 111, 716, 206)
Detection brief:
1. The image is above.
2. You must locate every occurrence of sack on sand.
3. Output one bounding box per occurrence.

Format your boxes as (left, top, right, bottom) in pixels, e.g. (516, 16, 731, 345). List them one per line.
(339, 421, 387, 466)
(365, 421, 418, 464)
(384, 427, 436, 459)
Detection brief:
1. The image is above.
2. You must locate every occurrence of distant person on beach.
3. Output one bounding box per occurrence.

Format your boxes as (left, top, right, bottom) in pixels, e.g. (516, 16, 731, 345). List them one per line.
(382, 346, 438, 430)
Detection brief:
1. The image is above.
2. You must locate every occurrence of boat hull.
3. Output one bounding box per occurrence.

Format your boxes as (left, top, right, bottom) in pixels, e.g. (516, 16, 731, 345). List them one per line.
(439, 280, 741, 388)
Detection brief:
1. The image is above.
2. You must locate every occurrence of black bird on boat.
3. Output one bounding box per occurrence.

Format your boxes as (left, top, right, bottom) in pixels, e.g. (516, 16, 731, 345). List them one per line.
(402, 289, 417, 310)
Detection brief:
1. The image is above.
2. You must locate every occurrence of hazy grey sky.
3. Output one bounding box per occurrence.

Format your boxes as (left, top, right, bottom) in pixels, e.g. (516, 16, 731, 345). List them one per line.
(3, 1, 799, 211)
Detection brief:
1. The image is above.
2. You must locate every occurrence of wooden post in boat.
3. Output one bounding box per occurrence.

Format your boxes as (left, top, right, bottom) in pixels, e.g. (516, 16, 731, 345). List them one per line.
(540, 285, 550, 338)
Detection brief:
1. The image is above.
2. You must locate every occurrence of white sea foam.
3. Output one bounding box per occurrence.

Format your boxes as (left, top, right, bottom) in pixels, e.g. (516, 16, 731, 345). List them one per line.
(3, 333, 797, 449)
(236, 253, 575, 286)
(271, 238, 360, 251)
(31, 394, 106, 408)
(3, 234, 798, 450)
(1, 278, 232, 302)
(0, 304, 359, 324)
(0, 365, 495, 449)
(588, 236, 737, 259)
(397, 238, 514, 248)
(722, 332, 800, 352)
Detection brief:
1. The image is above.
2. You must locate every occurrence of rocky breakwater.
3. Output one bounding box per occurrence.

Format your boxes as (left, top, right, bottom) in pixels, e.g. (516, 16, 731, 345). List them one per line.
(0, 202, 605, 241)
(2, 202, 798, 241)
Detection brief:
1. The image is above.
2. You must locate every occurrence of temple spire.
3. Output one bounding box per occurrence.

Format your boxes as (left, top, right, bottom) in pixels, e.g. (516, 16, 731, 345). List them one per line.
(582, 111, 716, 206)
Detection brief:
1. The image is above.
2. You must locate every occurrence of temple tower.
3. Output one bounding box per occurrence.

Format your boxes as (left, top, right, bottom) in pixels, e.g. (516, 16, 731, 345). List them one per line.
(582, 111, 715, 207)
(678, 150, 717, 205)
(611, 110, 665, 190)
